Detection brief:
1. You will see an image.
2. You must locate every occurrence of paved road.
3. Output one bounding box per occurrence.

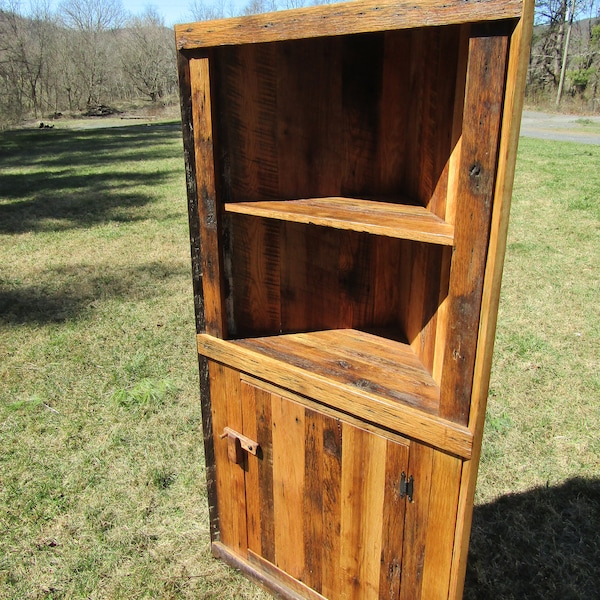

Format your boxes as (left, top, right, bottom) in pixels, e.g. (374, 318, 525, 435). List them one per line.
(520, 110, 600, 145)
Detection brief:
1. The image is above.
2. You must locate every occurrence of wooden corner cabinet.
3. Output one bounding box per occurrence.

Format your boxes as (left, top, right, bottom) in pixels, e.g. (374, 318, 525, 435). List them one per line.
(175, 0, 533, 598)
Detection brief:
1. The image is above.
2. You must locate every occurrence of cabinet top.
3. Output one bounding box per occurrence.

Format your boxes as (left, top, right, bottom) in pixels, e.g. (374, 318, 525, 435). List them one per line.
(175, 0, 525, 50)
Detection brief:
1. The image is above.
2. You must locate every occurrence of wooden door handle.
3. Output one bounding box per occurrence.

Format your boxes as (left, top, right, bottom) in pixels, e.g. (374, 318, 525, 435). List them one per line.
(220, 427, 259, 464)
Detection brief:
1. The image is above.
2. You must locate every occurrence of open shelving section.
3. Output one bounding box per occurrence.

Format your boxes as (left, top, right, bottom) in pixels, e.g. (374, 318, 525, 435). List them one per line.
(176, 0, 534, 597)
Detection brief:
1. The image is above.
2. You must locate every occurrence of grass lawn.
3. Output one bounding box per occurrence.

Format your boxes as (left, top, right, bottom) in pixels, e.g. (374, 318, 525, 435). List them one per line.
(1, 123, 598, 599)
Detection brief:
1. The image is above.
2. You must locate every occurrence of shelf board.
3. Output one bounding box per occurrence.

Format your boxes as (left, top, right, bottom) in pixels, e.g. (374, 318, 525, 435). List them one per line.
(197, 329, 473, 458)
(225, 197, 454, 245)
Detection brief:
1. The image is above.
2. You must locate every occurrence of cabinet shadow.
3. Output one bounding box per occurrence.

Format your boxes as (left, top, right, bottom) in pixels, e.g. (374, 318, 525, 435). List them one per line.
(465, 477, 600, 599)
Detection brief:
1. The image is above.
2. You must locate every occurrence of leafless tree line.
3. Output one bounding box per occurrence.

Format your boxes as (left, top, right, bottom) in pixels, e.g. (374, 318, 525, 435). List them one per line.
(0, 0, 178, 126)
(3, 0, 600, 126)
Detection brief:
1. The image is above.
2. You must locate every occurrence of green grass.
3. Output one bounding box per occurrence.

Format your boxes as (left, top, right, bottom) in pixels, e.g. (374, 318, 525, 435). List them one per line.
(0, 121, 270, 599)
(1, 127, 598, 598)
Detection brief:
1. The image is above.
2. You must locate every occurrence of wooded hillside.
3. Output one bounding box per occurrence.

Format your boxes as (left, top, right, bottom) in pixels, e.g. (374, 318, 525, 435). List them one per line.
(2, 0, 600, 127)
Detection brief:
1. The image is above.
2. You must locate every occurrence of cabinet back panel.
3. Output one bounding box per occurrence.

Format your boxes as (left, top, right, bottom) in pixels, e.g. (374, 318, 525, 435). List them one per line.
(228, 215, 448, 373)
(213, 26, 464, 211)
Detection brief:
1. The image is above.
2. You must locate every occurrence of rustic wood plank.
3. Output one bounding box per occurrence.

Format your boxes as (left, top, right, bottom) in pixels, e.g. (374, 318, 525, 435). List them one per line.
(225, 198, 454, 245)
(189, 57, 226, 337)
(420, 451, 462, 599)
(176, 0, 522, 49)
(378, 439, 410, 600)
(208, 361, 247, 554)
(237, 329, 440, 410)
(229, 215, 281, 337)
(197, 332, 473, 459)
(276, 37, 342, 199)
(439, 31, 510, 424)
(280, 224, 344, 333)
(272, 393, 306, 579)
(241, 381, 260, 555)
(339, 424, 386, 599)
(248, 550, 328, 600)
(320, 413, 343, 598)
(216, 44, 279, 202)
(303, 409, 324, 592)
(399, 442, 434, 600)
(255, 382, 276, 564)
(214, 542, 325, 600)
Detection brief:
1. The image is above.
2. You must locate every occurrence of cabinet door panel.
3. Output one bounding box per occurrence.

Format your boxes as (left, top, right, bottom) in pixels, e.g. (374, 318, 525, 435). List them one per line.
(242, 379, 410, 598)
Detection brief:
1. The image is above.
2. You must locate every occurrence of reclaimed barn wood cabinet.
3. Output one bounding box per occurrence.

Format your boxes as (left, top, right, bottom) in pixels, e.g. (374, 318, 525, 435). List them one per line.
(176, 0, 533, 598)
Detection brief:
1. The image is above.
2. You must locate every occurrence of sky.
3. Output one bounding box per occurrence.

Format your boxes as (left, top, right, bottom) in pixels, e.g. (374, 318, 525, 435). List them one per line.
(121, 0, 245, 26)
(123, 0, 197, 26)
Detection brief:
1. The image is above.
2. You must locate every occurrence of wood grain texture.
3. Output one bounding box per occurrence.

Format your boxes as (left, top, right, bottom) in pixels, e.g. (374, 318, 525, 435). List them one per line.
(272, 393, 306, 579)
(339, 425, 386, 599)
(189, 57, 226, 337)
(439, 31, 510, 424)
(208, 361, 247, 554)
(176, 0, 522, 49)
(378, 440, 410, 600)
(197, 332, 474, 459)
(225, 198, 454, 244)
(399, 443, 434, 600)
(420, 452, 462, 599)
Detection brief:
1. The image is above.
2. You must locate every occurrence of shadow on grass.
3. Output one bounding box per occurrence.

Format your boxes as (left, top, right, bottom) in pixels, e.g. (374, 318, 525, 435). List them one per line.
(0, 261, 190, 324)
(0, 122, 182, 234)
(465, 477, 600, 600)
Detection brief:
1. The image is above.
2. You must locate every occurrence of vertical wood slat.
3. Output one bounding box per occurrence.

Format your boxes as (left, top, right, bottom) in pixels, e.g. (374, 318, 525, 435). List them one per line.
(230, 215, 281, 337)
(339, 426, 387, 600)
(399, 442, 434, 600)
(208, 362, 247, 554)
(189, 57, 226, 337)
(420, 452, 462, 599)
(378, 438, 410, 600)
(439, 31, 510, 424)
(319, 411, 343, 598)
(303, 409, 324, 591)
(272, 393, 306, 579)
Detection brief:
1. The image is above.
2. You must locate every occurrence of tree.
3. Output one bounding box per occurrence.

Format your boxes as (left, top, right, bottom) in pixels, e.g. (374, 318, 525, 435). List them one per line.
(59, 0, 125, 107)
(120, 8, 177, 103)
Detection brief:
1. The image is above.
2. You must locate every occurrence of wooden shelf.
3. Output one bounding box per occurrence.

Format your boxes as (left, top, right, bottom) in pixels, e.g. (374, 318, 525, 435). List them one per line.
(225, 198, 455, 245)
(197, 329, 473, 458)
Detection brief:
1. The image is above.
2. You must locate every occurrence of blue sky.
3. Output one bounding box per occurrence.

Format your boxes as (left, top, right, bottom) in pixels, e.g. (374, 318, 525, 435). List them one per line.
(122, 0, 244, 26)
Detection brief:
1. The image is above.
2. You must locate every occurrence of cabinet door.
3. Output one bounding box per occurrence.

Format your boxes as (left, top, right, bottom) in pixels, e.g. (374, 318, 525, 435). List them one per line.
(209, 360, 411, 599)
(208, 362, 462, 600)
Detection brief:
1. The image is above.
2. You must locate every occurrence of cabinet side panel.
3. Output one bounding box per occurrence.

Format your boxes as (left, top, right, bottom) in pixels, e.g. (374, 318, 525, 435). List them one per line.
(451, 5, 535, 597)
(208, 361, 247, 555)
(189, 57, 226, 337)
(439, 30, 510, 424)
